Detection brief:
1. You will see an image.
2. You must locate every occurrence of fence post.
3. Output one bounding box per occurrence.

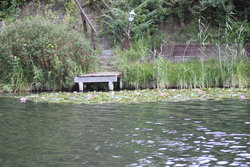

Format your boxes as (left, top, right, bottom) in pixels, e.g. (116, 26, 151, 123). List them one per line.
(74, 0, 97, 50)
(81, 13, 88, 33)
(91, 29, 96, 50)
(124, 22, 131, 50)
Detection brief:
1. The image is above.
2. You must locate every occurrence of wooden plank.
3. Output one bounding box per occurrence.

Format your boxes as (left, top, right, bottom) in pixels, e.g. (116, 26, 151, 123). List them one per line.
(173, 50, 201, 57)
(80, 13, 88, 33)
(91, 28, 96, 49)
(74, 76, 118, 83)
(79, 72, 122, 77)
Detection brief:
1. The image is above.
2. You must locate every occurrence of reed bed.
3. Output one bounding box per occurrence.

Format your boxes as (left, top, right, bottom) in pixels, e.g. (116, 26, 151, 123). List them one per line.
(116, 43, 250, 89)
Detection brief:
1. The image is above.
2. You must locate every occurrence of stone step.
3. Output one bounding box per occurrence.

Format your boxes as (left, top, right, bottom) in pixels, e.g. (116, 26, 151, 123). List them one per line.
(101, 49, 113, 56)
(100, 57, 113, 61)
(101, 42, 112, 50)
(100, 60, 115, 65)
(100, 62, 113, 67)
(100, 61, 114, 66)
(100, 58, 114, 63)
(100, 57, 113, 62)
(101, 65, 117, 71)
(100, 40, 110, 45)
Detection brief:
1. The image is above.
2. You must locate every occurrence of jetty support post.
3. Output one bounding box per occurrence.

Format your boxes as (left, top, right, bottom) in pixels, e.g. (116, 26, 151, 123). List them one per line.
(108, 81, 114, 91)
(78, 82, 84, 92)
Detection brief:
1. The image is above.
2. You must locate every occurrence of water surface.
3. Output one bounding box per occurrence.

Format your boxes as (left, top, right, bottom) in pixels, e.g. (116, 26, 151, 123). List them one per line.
(0, 97, 249, 166)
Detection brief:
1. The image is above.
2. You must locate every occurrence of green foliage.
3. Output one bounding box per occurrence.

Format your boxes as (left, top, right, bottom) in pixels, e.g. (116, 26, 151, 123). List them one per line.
(220, 16, 250, 43)
(99, 0, 249, 45)
(106, 0, 196, 25)
(119, 57, 250, 89)
(0, 17, 97, 92)
(101, 8, 128, 45)
(183, 15, 250, 44)
(0, 84, 14, 93)
(101, 0, 191, 43)
(116, 39, 149, 63)
(0, 0, 71, 21)
(65, 0, 78, 24)
(115, 38, 250, 89)
(0, 0, 30, 21)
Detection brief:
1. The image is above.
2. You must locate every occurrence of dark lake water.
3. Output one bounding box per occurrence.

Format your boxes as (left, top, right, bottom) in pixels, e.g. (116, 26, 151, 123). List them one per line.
(0, 96, 249, 167)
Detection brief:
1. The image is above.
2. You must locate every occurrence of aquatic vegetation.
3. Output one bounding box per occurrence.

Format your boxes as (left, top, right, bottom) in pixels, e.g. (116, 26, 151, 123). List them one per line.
(69, 97, 76, 101)
(240, 95, 246, 99)
(198, 90, 203, 95)
(24, 88, 249, 104)
(19, 97, 26, 103)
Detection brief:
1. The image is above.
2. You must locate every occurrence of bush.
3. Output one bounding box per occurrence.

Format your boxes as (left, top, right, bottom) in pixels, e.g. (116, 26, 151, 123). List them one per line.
(0, 17, 97, 92)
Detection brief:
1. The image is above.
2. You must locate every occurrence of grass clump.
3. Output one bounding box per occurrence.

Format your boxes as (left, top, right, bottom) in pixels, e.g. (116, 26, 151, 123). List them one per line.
(0, 17, 97, 92)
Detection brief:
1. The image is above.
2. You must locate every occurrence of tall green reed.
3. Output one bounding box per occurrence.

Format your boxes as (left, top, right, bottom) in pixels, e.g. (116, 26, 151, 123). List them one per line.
(116, 46, 249, 89)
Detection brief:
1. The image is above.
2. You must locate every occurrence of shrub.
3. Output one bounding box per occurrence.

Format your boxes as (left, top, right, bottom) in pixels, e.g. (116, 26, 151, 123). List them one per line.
(0, 17, 97, 92)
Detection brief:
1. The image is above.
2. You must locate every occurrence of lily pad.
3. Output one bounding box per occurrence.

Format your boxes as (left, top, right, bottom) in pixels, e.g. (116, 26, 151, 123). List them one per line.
(22, 88, 250, 104)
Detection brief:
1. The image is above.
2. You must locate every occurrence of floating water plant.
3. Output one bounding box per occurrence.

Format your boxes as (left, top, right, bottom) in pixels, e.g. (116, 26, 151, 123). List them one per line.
(23, 88, 249, 104)
(19, 97, 26, 103)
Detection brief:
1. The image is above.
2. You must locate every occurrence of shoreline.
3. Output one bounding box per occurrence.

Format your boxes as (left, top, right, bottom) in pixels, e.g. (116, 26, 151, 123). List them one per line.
(13, 88, 250, 104)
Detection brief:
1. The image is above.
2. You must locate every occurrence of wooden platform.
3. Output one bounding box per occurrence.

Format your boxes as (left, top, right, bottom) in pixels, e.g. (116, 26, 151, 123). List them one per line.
(74, 72, 122, 91)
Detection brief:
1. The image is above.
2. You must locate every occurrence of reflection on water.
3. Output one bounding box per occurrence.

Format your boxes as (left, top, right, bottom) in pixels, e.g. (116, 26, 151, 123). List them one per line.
(0, 97, 249, 167)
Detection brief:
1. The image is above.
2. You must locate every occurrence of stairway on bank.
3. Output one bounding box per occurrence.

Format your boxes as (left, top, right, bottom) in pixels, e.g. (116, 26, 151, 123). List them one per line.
(80, 1, 116, 71)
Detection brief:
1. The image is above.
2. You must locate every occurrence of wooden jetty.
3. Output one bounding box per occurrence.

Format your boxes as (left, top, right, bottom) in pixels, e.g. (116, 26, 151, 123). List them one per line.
(74, 72, 122, 92)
